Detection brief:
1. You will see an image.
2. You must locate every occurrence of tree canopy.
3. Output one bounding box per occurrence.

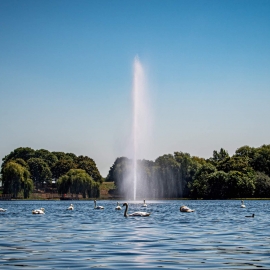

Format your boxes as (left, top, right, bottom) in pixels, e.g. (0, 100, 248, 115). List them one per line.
(2, 144, 270, 199)
(1, 147, 102, 198)
(2, 160, 33, 198)
(57, 169, 100, 198)
(107, 145, 270, 199)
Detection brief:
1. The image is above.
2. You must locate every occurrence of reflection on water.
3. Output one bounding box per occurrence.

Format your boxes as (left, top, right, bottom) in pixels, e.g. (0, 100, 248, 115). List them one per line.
(0, 200, 270, 269)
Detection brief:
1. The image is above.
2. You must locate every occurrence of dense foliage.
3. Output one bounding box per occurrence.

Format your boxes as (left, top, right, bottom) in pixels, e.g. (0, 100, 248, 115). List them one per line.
(2, 144, 270, 199)
(57, 169, 100, 198)
(2, 160, 33, 198)
(107, 145, 270, 199)
(1, 147, 102, 198)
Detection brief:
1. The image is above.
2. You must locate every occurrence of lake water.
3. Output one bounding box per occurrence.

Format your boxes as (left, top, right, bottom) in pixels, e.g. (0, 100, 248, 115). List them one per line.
(0, 200, 270, 269)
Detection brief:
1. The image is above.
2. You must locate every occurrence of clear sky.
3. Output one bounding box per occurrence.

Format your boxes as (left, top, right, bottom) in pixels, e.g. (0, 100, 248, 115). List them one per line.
(0, 0, 270, 177)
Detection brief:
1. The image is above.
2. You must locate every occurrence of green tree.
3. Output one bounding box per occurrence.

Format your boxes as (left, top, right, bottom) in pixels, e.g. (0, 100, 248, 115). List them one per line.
(2, 161, 33, 198)
(76, 155, 102, 183)
(34, 149, 58, 169)
(209, 148, 229, 165)
(235, 145, 270, 177)
(252, 145, 270, 176)
(226, 171, 255, 198)
(2, 147, 35, 162)
(190, 163, 217, 198)
(57, 169, 100, 198)
(206, 171, 229, 199)
(51, 159, 76, 180)
(235, 145, 255, 158)
(27, 158, 52, 189)
(52, 151, 72, 161)
(254, 171, 270, 198)
(217, 155, 253, 174)
(106, 157, 132, 197)
(191, 158, 255, 199)
(154, 154, 181, 198)
(174, 152, 205, 197)
(21, 176, 34, 198)
(66, 153, 77, 161)
(1, 147, 35, 173)
(13, 158, 30, 170)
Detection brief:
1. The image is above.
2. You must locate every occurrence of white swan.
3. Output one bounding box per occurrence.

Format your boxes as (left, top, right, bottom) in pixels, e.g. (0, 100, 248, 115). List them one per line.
(123, 203, 150, 217)
(32, 208, 45, 214)
(115, 202, 121, 210)
(142, 199, 147, 207)
(180, 205, 195, 212)
(241, 200, 246, 208)
(94, 200, 104, 209)
(0, 208, 7, 212)
(67, 203, 74, 210)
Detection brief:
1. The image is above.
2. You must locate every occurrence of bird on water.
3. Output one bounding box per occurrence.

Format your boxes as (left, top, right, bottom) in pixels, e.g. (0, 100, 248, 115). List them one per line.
(180, 205, 195, 212)
(115, 202, 121, 210)
(245, 213, 255, 218)
(94, 200, 104, 209)
(123, 203, 150, 217)
(142, 199, 147, 207)
(67, 204, 74, 210)
(32, 208, 45, 214)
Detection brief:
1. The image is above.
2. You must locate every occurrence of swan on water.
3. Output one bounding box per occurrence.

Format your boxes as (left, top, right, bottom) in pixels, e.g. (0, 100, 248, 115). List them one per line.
(180, 205, 195, 212)
(245, 213, 255, 218)
(32, 208, 45, 214)
(241, 200, 246, 208)
(67, 203, 74, 210)
(0, 208, 7, 212)
(115, 202, 121, 210)
(123, 203, 150, 217)
(94, 200, 104, 209)
(142, 199, 147, 207)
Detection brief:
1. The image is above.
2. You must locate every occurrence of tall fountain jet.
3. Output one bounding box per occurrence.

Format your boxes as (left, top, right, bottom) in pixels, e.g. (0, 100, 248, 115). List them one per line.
(132, 56, 147, 200)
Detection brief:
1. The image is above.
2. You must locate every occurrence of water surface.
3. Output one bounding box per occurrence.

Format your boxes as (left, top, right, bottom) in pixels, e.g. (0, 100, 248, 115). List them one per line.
(0, 200, 269, 269)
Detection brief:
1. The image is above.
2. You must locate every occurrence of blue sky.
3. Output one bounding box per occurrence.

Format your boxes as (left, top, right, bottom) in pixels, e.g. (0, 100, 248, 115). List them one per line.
(0, 0, 270, 176)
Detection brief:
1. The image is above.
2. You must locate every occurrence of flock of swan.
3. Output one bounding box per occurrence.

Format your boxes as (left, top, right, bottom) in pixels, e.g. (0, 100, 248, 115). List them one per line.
(94, 200, 150, 216)
(0, 199, 254, 217)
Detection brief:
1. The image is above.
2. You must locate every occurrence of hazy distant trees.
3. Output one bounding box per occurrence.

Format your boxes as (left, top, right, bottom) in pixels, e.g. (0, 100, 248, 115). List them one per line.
(107, 152, 204, 199)
(106, 157, 133, 197)
(1, 147, 102, 198)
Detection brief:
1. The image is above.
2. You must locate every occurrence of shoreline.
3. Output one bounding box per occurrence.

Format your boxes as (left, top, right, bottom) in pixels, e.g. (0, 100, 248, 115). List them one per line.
(2, 197, 270, 201)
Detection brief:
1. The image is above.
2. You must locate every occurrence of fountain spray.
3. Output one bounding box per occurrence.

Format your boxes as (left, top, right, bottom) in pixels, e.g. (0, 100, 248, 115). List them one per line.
(132, 56, 145, 200)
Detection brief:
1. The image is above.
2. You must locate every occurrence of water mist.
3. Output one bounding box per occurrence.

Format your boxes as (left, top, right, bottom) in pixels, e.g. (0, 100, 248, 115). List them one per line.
(132, 56, 149, 200)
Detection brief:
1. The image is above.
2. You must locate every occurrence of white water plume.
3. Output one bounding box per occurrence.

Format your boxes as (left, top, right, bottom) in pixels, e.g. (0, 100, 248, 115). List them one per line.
(132, 56, 151, 200)
(120, 56, 151, 200)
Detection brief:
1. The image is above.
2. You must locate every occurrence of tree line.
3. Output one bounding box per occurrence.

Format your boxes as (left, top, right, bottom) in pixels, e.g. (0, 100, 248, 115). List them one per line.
(1, 147, 102, 198)
(106, 145, 270, 199)
(2, 144, 270, 199)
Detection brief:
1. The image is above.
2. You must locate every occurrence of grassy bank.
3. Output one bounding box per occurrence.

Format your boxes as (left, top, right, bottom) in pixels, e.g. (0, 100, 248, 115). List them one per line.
(25, 181, 116, 200)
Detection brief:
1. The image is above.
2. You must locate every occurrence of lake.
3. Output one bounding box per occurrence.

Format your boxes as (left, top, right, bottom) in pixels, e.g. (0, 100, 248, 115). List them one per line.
(0, 200, 269, 269)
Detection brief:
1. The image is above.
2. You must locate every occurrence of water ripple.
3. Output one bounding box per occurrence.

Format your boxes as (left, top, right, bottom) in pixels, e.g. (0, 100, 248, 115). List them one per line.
(0, 200, 270, 269)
